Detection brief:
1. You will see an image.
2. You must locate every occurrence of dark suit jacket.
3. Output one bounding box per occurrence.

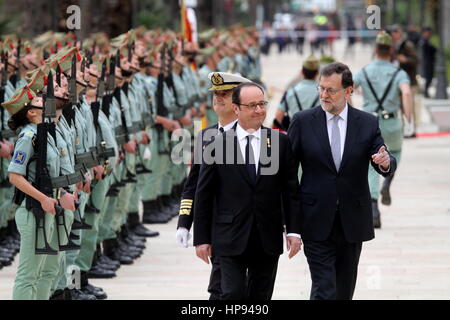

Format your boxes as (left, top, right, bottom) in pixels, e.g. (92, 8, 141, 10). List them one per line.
(287, 105, 397, 243)
(177, 124, 219, 230)
(193, 126, 301, 257)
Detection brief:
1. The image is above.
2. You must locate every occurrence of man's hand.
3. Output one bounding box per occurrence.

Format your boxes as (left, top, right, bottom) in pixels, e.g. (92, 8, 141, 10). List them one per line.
(123, 140, 137, 153)
(175, 227, 192, 248)
(40, 196, 58, 215)
(140, 132, 151, 145)
(195, 244, 212, 264)
(371, 146, 390, 170)
(178, 114, 192, 126)
(92, 165, 105, 181)
(59, 192, 76, 211)
(286, 236, 302, 259)
(83, 173, 91, 193)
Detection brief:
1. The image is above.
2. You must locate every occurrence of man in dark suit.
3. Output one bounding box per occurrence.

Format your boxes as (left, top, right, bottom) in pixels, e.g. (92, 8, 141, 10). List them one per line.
(287, 62, 397, 300)
(194, 82, 302, 300)
(175, 72, 251, 300)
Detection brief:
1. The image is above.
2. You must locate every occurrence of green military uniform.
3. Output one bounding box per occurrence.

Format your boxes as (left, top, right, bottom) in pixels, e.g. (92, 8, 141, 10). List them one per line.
(353, 31, 410, 225)
(278, 56, 319, 180)
(2, 87, 64, 300)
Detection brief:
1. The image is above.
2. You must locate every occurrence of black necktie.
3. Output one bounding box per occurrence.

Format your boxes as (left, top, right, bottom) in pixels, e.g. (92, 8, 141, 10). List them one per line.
(219, 127, 224, 133)
(246, 135, 257, 183)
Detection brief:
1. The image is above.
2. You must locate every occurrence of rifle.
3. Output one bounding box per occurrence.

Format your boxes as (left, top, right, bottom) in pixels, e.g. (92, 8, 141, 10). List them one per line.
(27, 71, 62, 254)
(15, 39, 21, 82)
(91, 59, 115, 171)
(101, 55, 116, 119)
(68, 55, 77, 105)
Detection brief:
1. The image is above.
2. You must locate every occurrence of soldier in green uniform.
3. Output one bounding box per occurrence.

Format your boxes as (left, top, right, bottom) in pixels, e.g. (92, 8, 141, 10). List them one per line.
(274, 55, 319, 180)
(3, 85, 77, 300)
(353, 31, 413, 228)
(275, 55, 320, 126)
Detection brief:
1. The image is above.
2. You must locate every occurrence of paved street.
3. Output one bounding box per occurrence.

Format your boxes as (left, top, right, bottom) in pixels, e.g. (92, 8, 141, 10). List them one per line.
(1, 39, 450, 300)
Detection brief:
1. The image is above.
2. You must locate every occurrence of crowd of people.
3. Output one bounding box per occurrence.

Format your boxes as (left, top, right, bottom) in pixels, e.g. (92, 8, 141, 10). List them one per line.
(0, 18, 441, 301)
(0, 24, 262, 300)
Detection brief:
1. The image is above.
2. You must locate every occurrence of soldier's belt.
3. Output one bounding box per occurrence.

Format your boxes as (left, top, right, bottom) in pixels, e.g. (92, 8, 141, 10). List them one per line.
(51, 171, 85, 188)
(115, 127, 128, 145)
(0, 129, 17, 140)
(142, 112, 155, 127)
(75, 149, 101, 169)
(128, 122, 140, 134)
(372, 111, 398, 120)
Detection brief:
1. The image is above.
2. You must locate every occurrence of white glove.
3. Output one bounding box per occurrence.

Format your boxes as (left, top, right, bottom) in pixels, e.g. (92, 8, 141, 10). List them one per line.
(176, 227, 192, 248)
(143, 146, 152, 160)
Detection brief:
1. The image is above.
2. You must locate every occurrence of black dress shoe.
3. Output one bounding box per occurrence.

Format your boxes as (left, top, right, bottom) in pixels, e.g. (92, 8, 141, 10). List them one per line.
(95, 260, 119, 271)
(372, 199, 381, 229)
(49, 289, 68, 300)
(0, 255, 12, 266)
(106, 251, 134, 265)
(87, 265, 117, 279)
(69, 288, 97, 300)
(117, 246, 142, 259)
(131, 224, 160, 237)
(81, 284, 107, 300)
(120, 236, 146, 249)
(98, 254, 121, 268)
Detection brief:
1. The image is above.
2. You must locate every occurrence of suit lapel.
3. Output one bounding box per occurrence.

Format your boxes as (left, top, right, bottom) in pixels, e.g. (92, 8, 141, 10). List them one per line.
(312, 107, 336, 173)
(340, 105, 361, 172)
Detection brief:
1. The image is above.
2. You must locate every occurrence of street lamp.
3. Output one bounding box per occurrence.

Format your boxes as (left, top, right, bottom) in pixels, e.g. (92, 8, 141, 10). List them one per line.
(435, 0, 448, 99)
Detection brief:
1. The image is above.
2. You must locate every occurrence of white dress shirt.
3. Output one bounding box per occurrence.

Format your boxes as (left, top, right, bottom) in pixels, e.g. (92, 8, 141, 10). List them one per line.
(323, 103, 348, 159)
(236, 123, 301, 240)
(218, 119, 238, 133)
(322, 103, 390, 172)
(236, 123, 261, 173)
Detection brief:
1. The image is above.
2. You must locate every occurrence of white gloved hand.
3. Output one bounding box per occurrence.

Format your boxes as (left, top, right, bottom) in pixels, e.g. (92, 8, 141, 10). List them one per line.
(143, 146, 152, 160)
(176, 227, 192, 248)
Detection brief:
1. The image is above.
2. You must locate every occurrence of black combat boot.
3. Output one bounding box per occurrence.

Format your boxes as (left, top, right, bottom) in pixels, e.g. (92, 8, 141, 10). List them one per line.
(127, 212, 160, 237)
(142, 200, 170, 224)
(103, 238, 133, 265)
(68, 287, 97, 300)
(380, 172, 395, 206)
(80, 270, 107, 300)
(372, 198, 381, 229)
(49, 289, 68, 300)
(157, 196, 175, 220)
(96, 244, 121, 270)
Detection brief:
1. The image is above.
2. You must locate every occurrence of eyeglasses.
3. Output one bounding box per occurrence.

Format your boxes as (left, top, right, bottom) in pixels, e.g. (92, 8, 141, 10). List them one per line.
(239, 101, 269, 110)
(317, 86, 346, 96)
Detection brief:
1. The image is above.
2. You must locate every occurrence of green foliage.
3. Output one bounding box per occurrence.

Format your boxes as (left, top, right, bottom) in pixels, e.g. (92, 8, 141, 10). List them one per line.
(0, 0, 18, 36)
(138, 0, 172, 30)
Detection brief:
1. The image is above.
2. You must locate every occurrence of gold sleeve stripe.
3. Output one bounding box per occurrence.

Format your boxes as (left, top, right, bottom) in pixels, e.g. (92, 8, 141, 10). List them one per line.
(180, 205, 192, 210)
(181, 199, 193, 204)
(179, 209, 191, 215)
